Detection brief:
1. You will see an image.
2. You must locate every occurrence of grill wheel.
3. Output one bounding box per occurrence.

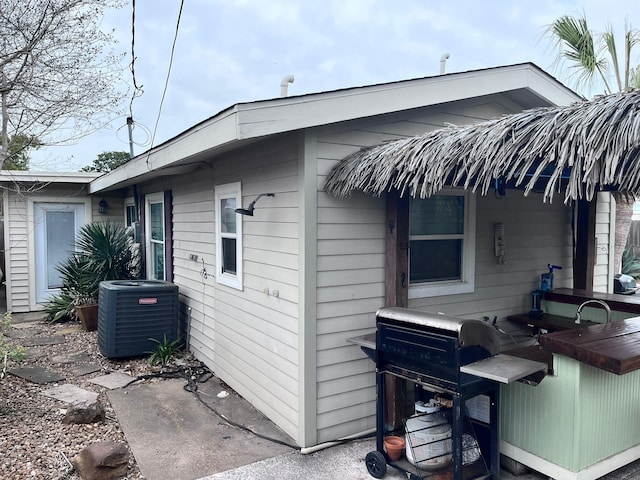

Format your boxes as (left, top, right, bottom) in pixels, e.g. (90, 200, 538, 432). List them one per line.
(365, 451, 387, 478)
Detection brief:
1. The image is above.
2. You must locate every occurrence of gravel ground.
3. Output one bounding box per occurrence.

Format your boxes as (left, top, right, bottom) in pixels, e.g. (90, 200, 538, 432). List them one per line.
(0, 316, 198, 480)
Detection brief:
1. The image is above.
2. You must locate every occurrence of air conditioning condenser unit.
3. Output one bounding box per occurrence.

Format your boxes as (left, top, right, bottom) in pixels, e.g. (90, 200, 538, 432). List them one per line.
(98, 280, 179, 358)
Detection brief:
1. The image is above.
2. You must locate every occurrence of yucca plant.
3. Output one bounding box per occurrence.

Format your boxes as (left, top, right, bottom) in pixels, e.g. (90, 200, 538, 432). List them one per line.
(76, 222, 141, 283)
(43, 222, 140, 322)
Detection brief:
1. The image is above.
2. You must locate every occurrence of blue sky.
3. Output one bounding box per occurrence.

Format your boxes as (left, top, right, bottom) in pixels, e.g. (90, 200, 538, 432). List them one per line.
(31, 0, 640, 171)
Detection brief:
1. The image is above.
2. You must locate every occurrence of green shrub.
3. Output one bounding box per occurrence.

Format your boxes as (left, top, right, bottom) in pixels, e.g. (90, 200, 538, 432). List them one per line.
(622, 246, 640, 279)
(148, 335, 183, 367)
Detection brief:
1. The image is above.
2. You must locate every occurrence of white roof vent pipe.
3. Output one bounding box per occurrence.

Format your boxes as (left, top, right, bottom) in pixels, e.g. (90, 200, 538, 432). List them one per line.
(440, 53, 450, 75)
(280, 74, 295, 97)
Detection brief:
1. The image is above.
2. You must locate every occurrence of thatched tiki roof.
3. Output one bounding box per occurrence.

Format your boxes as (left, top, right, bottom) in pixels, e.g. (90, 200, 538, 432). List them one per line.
(324, 89, 640, 203)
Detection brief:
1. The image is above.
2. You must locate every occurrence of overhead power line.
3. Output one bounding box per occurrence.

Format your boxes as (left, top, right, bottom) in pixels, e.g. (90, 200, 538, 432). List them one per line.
(129, 0, 144, 117)
(149, 0, 185, 154)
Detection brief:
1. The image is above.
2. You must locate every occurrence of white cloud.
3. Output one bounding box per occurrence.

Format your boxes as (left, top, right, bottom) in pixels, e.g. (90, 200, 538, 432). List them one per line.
(30, 0, 640, 169)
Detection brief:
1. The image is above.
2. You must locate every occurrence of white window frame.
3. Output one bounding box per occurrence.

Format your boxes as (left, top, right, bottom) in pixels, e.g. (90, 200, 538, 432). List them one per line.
(215, 182, 243, 290)
(145, 193, 165, 281)
(124, 197, 138, 228)
(408, 190, 476, 299)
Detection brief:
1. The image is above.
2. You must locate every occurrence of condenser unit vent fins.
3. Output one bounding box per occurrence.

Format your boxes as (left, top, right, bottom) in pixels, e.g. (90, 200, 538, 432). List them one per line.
(98, 280, 179, 358)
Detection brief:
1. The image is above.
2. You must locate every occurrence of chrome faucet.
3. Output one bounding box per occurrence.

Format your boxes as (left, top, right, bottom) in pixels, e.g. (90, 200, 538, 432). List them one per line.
(574, 299, 611, 325)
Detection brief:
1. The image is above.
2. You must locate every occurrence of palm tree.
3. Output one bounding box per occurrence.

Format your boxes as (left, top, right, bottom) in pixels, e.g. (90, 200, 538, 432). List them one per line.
(548, 14, 640, 274)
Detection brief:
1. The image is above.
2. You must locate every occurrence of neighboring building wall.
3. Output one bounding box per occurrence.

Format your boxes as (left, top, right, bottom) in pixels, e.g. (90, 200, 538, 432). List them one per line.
(313, 98, 575, 442)
(5, 187, 29, 312)
(166, 135, 302, 441)
(3, 184, 97, 313)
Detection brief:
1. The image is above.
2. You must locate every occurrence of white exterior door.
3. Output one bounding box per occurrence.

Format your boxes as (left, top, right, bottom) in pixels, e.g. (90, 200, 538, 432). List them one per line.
(34, 202, 86, 303)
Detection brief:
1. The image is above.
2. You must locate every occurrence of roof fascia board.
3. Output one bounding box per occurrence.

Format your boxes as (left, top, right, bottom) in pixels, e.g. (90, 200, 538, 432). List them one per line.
(89, 108, 238, 193)
(0, 171, 99, 183)
(234, 64, 581, 139)
(522, 67, 583, 106)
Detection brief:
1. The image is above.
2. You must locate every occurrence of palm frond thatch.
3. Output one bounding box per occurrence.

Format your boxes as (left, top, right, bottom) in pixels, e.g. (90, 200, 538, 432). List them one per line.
(324, 89, 640, 203)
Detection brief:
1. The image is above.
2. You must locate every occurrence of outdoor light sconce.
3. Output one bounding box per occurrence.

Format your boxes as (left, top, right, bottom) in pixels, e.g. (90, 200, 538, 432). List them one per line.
(235, 193, 274, 216)
(98, 198, 108, 214)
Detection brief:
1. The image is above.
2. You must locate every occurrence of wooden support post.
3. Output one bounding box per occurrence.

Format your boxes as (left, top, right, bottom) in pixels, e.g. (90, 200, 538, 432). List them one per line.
(573, 198, 596, 291)
(385, 191, 409, 307)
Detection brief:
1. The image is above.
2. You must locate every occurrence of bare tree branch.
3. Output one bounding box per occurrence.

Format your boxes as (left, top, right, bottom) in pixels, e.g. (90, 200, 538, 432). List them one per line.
(0, 0, 126, 168)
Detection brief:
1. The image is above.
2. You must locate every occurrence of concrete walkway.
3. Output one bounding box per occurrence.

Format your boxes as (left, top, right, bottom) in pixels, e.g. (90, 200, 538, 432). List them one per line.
(113, 373, 640, 480)
(108, 377, 294, 480)
(7, 311, 640, 480)
(199, 439, 640, 480)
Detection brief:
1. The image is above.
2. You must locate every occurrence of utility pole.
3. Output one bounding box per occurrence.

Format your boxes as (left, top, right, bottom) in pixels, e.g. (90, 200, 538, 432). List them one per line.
(126, 116, 135, 159)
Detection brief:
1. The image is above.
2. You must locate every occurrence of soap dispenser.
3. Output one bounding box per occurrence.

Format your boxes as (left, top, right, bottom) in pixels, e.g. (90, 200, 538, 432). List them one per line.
(540, 264, 562, 291)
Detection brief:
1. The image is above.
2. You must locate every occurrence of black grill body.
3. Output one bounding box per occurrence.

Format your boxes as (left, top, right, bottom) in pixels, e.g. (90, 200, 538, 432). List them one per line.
(371, 307, 500, 480)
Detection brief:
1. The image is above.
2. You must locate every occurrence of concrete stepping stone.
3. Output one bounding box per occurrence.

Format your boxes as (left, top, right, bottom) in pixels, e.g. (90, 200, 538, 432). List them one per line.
(21, 335, 65, 347)
(8, 365, 65, 384)
(70, 364, 103, 377)
(89, 372, 134, 389)
(3, 328, 41, 339)
(9, 321, 40, 330)
(25, 347, 47, 359)
(41, 384, 99, 404)
(57, 325, 82, 335)
(50, 352, 91, 364)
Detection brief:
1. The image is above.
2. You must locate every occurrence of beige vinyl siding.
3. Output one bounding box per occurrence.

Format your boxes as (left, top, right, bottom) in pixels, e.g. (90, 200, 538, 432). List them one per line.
(409, 194, 573, 326)
(170, 177, 217, 366)
(593, 192, 614, 293)
(167, 136, 302, 441)
(5, 189, 30, 312)
(3, 184, 95, 312)
(91, 196, 124, 224)
(313, 98, 572, 442)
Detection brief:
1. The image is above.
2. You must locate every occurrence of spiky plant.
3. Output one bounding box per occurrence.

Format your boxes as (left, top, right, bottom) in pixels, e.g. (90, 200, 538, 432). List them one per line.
(43, 222, 141, 322)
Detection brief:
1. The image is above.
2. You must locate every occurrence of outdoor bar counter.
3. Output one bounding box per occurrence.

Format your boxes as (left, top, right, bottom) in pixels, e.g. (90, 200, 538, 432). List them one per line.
(501, 289, 640, 480)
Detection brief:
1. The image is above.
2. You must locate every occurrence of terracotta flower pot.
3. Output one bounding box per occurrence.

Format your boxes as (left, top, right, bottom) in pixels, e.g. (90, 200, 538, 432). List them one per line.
(76, 304, 99, 332)
(384, 435, 405, 461)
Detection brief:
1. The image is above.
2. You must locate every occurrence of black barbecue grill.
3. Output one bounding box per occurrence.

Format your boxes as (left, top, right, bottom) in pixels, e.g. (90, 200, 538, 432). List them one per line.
(352, 307, 546, 480)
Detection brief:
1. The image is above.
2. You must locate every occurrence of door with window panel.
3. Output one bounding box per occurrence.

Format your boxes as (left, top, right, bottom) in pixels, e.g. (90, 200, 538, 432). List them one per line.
(34, 202, 86, 303)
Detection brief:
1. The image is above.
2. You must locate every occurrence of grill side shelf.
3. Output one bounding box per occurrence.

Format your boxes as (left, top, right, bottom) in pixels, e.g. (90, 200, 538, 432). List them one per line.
(459, 354, 547, 384)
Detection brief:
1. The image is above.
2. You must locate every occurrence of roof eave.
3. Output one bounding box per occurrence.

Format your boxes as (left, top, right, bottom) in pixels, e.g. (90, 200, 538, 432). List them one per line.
(90, 63, 580, 193)
(0, 171, 100, 184)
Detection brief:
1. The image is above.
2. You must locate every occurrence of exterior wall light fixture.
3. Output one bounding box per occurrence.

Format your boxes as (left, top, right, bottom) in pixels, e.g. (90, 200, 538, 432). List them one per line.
(235, 193, 274, 216)
(99, 198, 108, 214)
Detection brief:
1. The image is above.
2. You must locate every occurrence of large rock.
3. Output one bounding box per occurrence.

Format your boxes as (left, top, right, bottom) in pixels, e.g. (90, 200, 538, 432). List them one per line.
(72, 442, 129, 480)
(62, 401, 106, 424)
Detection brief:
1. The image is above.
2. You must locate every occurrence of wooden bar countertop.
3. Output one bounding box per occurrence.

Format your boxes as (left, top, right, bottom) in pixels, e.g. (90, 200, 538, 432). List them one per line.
(538, 317, 640, 375)
(507, 313, 599, 331)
